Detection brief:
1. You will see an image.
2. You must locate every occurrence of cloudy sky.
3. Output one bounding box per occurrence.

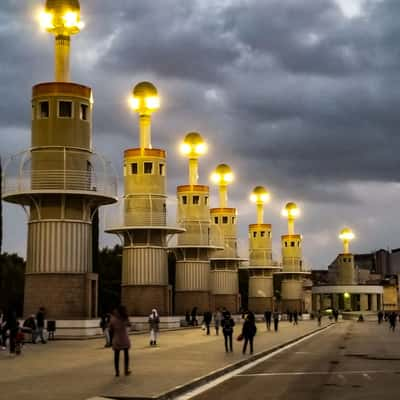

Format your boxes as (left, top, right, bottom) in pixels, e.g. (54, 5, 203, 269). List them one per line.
(2, 0, 400, 267)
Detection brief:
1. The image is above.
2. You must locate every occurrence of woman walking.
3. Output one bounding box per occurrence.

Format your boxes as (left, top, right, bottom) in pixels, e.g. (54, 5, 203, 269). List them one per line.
(214, 308, 222, 336)
(242, 312, 257, 355)
(148, 309, 160, 346)
(109, 305, 132, 377)
(221, 311, 235, 352)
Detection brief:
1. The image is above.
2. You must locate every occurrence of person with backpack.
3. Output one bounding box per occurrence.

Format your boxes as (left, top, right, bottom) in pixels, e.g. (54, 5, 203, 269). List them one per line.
(221, 311, 235, 352)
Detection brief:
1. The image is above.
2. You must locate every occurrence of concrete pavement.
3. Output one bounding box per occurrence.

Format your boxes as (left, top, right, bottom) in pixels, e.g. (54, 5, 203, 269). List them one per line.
(189, 321, 400, 400)
(0, 319, 331, 400)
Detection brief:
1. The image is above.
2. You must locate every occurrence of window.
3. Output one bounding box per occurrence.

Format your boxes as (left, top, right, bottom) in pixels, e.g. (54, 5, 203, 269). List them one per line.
(182, 196, 187, 205)
(39, 101, 49, 118)
(253, 232, 257, 238)
(297, 241, 300, 247)
(204, 196, 208, 205)
(80, 103, 89, 120)
(214, 217, 218, 224)
(159, 163, 165, 176)
(232, 217, 236, 224)
(291, 241, 295, 247)
(131, 163, 138, 174)
(260, 231, 265, 237)
(193, 195, 200, 205)
(268, 231, 271, 238)
(222, 216, 228, 224)
(144, 162, 153, 174)
(285, 241, 288, 247)
(58, 101, 73, 118)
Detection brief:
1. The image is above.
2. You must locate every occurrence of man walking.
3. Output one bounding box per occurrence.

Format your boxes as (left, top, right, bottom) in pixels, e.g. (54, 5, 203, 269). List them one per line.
(203, 311, 212, 336)
(221, 311, 235, 352)
(273, 310, 280, 332)
(36, 307, 47, 344)
(264, 310, 272, 331)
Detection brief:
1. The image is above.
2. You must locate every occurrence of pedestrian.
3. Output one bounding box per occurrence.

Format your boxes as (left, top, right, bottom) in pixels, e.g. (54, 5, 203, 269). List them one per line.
(100, 313, 111, 347)
(242, 312, 257, 355)
(273, 310, 280, 332)
(190, 307, 198, 326)
(378, 310, 383, 324)
(221, 311, 235, 352)
(36, 307, 47, 344)
(288, 310, 293, 323)
(389, 312, 397, 332)
(5, 309, 18, 354)
(109, 305, 132, 377)
(264, 310, 272, 331)
(293, 311, 298, 325)
(203, 311, 212, 335)
(0, 309, 6, 349)
(148, 308, 160, 346)
(214, 308, 222, 336)
(317, 310, 322, 326)
(185, 310, 191, 326)
(23, 315, 37, 343)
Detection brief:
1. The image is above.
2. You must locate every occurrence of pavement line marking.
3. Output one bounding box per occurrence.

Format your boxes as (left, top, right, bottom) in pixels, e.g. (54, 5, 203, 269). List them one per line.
(175, 325, 335, 400)
(237, 370, 392, 377)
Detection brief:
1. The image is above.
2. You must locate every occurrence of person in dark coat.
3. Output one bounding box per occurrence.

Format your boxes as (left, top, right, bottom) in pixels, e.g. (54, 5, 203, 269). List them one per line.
(36, 307, 46, 344)
(273, 311, 280, 332)
(221, 311, 235, 352)
(389, 312, 397, 332)
(203, 311, 212, 335)
(109, 305, 131, 377)
(5, 309, 18, 354)
(191, 307, 198, 326)
(23, 315, 37, 343)
(264, 310, 272, 331)
(378, 310, 383, 324)
(242, 312, 257, 354)
(293, 311, 298, 325)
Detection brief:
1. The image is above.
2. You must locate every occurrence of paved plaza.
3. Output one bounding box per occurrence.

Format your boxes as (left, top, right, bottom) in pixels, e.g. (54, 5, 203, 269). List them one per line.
(0, 320, 329, 400)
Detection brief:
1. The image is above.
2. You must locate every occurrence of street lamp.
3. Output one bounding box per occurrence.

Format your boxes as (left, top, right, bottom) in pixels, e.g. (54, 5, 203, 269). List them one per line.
(250, 186, 270, 224)
(129, 82, 160, 150)
(38, 0, 84, 81)
(180, 132, 207, 185)
(210, 163, 234, 208)
(281, 202, 300, 235)
(339, 228, 355, 254)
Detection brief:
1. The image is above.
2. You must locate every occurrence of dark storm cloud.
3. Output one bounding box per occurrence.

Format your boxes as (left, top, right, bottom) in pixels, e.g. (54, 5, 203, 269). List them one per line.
(2, 0, 400, 265)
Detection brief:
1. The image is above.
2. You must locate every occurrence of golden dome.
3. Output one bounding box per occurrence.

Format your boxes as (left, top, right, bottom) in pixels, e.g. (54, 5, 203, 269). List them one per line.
(132, 82, 158, 98)
(180, 132, 207, 157)
(211, 164, 234, 185)
(250, 186, 270, 203)
(45, 0, 80, 13)
(339, 228, 354, 241)
(282, 202, 300, 218)
(184, 132, 204, 145)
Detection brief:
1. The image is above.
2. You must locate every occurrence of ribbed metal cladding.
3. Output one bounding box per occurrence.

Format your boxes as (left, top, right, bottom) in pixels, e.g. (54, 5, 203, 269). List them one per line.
(175, 261, 210, 291)
(281, 279, 303, 300)
(26, 220, 91, 274)
(249, 276, 273, 298)
(122, 247, 168, 285)
(210, 270, 238, 295)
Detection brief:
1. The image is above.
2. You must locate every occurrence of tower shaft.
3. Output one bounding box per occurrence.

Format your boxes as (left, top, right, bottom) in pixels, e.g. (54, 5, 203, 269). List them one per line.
(55, 35, 71, 82)
(139, 115, 152, 149)
(256, 203, 264, 224)
(219, 185, 228, 208)
(188, 158, 199, 185)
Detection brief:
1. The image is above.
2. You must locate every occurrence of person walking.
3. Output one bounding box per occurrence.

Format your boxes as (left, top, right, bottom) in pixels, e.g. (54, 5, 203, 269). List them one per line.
(389, 312, 397, 332)
(100, 313, 111, 347)
(221, 311, 235, 352)
(214, 308, 222, 336)
(293, 311, 298, 325)
(264, 310, 272, 331)
(317, 310, 322, 327)
(378, 310, 383, 324)
(203, 311, 212, 335)
(109, 305, 131, 377)
(190, 307, 198, 326)
(273, 310, 280, 332)
(23, 315, 37, 344)
(5, 309, 18, 354)
(36, 307, 47, 344)
(242, 312, 257, 355)
(148, 308, 160, 346)
(0, 309, 6, 349)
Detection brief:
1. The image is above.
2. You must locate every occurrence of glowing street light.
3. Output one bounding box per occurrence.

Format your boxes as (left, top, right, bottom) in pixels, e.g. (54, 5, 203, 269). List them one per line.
(339, 227, 355, 254)
(281, 202, 300, 235)
(180, 132, 207, 185)
(38, 0, 84, 81)
(210, 163, 234, 208)
(250, 186, 270, 224)
(129, 82, 160, 150)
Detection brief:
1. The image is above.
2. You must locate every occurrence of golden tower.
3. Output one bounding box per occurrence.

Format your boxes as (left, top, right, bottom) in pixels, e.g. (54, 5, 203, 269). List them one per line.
(337, 228, 356, 285)
(2, 0, 117, 319)
(244, 186, 280, 313)
(209, 164, 243, 312)
(107, 82, 183, 316)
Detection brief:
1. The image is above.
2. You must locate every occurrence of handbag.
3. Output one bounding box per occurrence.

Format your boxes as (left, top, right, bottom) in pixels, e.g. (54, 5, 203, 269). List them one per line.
(236, 333, 243, 341)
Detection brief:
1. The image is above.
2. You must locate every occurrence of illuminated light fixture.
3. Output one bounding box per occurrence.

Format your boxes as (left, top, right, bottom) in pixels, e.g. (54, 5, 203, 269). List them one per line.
(180, 132, 207, 158)
(39, 11, 54, 30)
(210, 164, 234, 186)
(281, 202, 300, 218)
(63, 11, 78, 27)
(131, 82, 160, 115)
(145, 96, 160, 110)
(339, 228, 355, 241)
(250, 186, 270, 204)
(129, 96, 140, 111)
(343, 292, 350, 299)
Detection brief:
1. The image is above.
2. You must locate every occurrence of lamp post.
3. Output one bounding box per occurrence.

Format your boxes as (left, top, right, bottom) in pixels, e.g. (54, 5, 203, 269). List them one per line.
(210, 164, 234, 208)
(180, 132, 207, 185)
(281, 202, 300, 235)
(39, 0, 84, 81)
(250, 186, 270, 224)
(129, 82, 160, 150)
(339, 228, 355, 254)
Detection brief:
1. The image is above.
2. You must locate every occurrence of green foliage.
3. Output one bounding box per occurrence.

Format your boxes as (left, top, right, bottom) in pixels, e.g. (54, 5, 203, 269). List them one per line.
(97, 244, 122, 314)
(0, 253, 25, 316)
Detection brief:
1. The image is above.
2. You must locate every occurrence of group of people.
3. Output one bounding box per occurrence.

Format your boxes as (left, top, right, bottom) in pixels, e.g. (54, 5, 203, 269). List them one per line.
(0, 307, 47, 355)
(378, 310, 400, 331)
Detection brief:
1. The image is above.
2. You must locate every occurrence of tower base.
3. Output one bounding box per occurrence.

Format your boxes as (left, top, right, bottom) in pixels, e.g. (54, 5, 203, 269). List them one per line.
(211, 294, 239, 313)
(24, 273, 98, 319)
(248, 297, 273, 313)
(122, 285, 171, 316)
(280, 299, 303, 313)
(174, 291, 210, 314)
